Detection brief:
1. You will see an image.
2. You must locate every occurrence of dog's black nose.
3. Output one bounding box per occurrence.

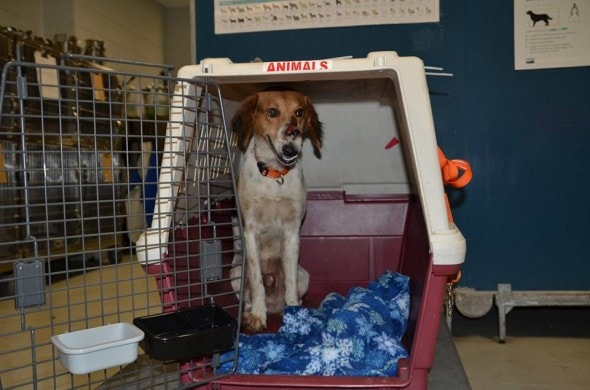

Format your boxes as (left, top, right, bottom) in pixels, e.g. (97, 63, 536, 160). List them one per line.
(282, 143, 298, 158)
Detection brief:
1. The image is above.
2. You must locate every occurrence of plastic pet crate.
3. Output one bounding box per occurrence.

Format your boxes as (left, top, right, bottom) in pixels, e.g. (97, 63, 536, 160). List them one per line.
(157, 51, 466, 389)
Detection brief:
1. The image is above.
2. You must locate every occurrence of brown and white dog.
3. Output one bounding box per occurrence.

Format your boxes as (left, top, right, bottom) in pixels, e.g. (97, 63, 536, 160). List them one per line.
(230, 89, 323, 332)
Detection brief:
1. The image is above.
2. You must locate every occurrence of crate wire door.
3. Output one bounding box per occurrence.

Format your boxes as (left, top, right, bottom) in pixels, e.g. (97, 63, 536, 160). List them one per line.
(135, 74, 245, 386)
(0, 53, 243, 389)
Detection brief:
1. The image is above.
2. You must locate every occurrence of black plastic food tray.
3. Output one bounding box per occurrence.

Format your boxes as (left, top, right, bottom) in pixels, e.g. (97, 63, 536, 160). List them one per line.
(133, 304, 237, 361)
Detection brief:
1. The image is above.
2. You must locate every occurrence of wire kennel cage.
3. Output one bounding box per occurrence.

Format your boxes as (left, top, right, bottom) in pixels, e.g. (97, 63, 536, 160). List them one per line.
(0, 29, 243, 390)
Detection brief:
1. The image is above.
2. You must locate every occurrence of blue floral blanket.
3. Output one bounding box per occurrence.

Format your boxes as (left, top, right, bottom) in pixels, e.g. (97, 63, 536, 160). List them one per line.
(219, 270, 409, 376)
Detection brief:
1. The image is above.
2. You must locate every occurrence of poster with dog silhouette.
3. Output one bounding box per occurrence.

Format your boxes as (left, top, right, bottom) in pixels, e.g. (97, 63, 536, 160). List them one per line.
(214, 0, 439, 35)
(515, 0, 589, 69)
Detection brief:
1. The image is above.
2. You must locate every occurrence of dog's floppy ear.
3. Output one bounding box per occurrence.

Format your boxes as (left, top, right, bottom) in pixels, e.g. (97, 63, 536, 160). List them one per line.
(231, 94, 258, 152)
(304, 96, 323, 159)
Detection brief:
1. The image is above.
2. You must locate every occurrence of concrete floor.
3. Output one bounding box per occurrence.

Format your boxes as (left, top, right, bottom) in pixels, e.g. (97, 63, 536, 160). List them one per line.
(2, 256, 589, 389)
(452, 307, 590, 390)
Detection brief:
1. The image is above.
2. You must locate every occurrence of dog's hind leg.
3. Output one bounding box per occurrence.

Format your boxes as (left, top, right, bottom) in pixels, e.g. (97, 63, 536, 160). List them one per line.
(296, 265, 310, 305)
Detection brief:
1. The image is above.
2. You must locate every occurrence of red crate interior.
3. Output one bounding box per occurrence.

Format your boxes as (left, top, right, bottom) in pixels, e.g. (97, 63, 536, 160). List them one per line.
(165, 202, 239, 312)
(158, 189, 453, 388)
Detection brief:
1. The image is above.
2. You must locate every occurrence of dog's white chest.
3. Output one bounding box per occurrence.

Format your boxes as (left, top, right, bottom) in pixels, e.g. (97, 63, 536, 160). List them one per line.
(237, 154, 307, 227)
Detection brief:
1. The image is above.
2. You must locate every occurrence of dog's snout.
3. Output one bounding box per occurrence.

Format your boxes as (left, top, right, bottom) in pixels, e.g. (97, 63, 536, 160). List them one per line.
(282, 143, 298, 158)
(286, 123, 301, 137)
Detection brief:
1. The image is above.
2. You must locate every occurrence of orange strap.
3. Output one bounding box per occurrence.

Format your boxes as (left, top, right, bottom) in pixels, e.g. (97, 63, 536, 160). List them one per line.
(257, 161, 290, 184)
(438, 147, 472, 222)
(261, 167, 289, 180)
(438, 147, 472, 189)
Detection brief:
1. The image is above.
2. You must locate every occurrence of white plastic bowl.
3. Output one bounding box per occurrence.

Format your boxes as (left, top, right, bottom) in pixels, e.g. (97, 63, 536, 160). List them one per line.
(51, 323, 145, 374)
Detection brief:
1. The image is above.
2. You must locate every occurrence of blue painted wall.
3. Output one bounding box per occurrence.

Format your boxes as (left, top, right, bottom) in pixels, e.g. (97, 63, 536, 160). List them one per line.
(195, 2, 590, 290)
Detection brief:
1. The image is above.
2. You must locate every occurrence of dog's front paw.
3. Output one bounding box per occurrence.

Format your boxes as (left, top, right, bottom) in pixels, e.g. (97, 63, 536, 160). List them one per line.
(242, 312, 266, 333)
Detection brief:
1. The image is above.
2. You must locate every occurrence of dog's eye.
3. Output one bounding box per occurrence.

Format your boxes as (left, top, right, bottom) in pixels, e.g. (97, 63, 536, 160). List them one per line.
(266, 108, 279, 118)
(295, 108, 305, 118)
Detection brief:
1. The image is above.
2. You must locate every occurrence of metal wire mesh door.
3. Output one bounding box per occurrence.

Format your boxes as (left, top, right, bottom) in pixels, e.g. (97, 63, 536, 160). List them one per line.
(0, 48, 243, 389)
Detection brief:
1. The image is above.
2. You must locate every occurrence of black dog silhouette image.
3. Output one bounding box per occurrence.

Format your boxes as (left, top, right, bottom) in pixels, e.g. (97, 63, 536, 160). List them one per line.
(527, 10, 553, 26)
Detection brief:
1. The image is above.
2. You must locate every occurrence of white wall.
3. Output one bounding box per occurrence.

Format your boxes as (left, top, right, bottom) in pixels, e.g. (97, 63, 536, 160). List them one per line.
(71, 0, 166, 64)
(1, 0, 172, 67)
(42, 0, 75, 40)
(165, 6, 193, 70)
(0, 0, 44, 33)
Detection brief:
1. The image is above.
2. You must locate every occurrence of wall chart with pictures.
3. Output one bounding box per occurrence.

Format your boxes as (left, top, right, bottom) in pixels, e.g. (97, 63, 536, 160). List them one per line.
(214, 0, 440, 35)
(514, 0, 590, 70)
